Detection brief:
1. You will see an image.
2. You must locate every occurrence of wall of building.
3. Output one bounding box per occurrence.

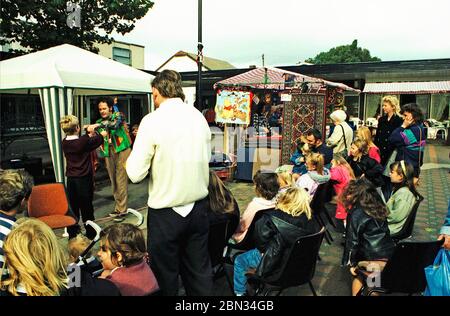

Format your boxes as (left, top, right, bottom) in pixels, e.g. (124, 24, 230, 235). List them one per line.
(94, 41, 145, 69)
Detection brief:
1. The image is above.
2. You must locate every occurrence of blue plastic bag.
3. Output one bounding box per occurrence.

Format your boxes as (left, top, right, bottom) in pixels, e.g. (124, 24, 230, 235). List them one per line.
(424, 249, 450, 296)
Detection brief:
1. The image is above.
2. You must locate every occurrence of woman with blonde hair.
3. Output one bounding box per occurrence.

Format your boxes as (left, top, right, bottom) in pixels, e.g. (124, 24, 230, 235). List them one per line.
(374, 95, 403, 166)
(233, 187, 319, 296)
(0, 218, 68, 296)
(296, 153, 330, 196)
(356, 126, 381, 163)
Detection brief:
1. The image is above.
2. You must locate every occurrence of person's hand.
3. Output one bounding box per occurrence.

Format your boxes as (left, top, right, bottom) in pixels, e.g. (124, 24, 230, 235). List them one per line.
(438, 234, 450, 250)
(350, 266, 358, 276)
(402, 116, 414, 128)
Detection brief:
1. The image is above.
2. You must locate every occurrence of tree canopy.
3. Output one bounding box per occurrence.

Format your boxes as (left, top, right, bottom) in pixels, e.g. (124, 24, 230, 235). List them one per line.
(0, 0, 154, 55)
(304, 40, 381, 64)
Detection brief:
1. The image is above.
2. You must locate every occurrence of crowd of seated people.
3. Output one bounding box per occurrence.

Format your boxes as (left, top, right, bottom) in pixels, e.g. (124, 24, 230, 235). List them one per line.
(0, 95, 445, 297)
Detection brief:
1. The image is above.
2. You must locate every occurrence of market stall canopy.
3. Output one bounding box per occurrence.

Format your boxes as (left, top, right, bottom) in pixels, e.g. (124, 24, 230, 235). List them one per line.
(213, 67, 359, 92)
(363, 81, 450, 94)
(0, 44, 154, 183)
(0, 44, 153, 95)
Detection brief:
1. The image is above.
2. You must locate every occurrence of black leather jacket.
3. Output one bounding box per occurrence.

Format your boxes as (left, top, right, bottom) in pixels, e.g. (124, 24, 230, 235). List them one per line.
(342, 206, 395, 266)
(254, 210, 318, 280)
(346, 155, 384, 187)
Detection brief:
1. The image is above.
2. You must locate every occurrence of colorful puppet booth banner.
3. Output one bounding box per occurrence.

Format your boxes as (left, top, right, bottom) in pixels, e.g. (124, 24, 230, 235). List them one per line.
(215, 90, 252, 125)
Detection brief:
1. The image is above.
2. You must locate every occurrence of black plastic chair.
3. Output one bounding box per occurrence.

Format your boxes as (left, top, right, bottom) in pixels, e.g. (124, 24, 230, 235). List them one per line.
(390, 195, 424, 243)
(208, 215, 239, 292)
(247, 227, 326, 296)
(310, 182, 335, 244)
(222, 208, 274, 293)
(358, 239, 443, 296)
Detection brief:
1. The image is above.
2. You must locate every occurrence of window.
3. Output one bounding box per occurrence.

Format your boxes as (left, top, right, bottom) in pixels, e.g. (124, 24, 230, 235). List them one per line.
(365, 94, 383, 120)
(112, 47, 131, 66)
(344, 95, 360, 118)
(431, 94, 450, 121)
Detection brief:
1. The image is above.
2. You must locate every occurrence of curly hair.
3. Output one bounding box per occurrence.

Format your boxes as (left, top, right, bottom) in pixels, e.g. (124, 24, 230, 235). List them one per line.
(101, 223, 147, 267)
(253, 170, 280, 200)
(340, 177, 389, 221)
(401, 103, 424, 124)
(0, 169, 26, 212)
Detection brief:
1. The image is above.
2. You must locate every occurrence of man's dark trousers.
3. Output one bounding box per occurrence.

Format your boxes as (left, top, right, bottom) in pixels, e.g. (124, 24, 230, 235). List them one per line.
(147, 197, 213, 296)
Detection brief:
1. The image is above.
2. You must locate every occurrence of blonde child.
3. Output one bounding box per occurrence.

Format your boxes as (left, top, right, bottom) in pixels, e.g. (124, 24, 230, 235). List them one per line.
(356, 126, 381, 163)
(67, 234, 121, 296)
(275, 165, 294, 193)
(233, 187, 319, 296)
(296, 153, 330, 196)
(0, 218, 68, 296)
(60, 115, 107, 240)
(231, 170, 279, 243)
(330, 155, 355, 224)
(97, 223, 159, 296)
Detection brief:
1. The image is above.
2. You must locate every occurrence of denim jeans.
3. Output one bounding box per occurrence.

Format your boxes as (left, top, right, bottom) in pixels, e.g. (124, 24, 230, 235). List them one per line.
(233, 248, 262, 295)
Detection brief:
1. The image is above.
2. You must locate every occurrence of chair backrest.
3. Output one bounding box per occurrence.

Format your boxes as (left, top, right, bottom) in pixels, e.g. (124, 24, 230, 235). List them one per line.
(268, 227, 326, 288)
(310, 182, 333, 215)
(28, 183, 69, 218)
(230, 208, 274, 251)
(208, 214, 239, 267)
(380, 239, 443, 294)
(208, 219, 230, 268)
(390, 196, 423, 242)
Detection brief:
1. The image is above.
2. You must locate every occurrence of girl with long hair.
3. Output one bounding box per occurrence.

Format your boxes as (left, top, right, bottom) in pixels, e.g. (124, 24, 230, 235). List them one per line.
(341, 178, 395, 296)
(207, 170, 240, 225)
(386, 161, 423, 234)
(330, 154, 355, 224)
(356, 126, 381, 163)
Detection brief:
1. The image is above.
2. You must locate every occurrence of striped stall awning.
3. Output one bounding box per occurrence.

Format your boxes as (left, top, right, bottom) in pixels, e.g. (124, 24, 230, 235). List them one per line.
(214, 67, 359, 92)
(363, 81, 450, 94)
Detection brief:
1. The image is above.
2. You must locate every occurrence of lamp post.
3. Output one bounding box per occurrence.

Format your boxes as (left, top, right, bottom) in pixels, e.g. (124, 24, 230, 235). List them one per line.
(197, 0, 203, 110)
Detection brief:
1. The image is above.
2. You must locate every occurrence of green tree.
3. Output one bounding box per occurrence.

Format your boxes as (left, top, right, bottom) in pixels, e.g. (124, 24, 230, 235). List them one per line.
(0, 0, 154, 55)
(304, 40, 381, 64)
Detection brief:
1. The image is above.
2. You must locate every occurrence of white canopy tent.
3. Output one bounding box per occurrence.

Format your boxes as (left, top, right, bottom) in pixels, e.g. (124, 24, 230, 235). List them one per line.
(0, 44, 154, 182)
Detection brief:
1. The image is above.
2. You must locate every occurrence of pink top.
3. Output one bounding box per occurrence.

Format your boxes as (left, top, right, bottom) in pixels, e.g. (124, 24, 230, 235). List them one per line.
(107, 259, 159, 296)
(368, 146, 381, 164)
(232, 197, 276, 243)
(330, 165, 352, 220)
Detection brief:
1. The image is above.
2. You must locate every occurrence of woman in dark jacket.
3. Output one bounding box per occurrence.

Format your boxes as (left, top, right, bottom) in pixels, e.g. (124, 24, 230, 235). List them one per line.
(341, 178, 395, 296)
(346, 138, 384, 188)
(389, 103, 425, 183)
(232, 187, 318, 296)
(374, 95, 403, 167)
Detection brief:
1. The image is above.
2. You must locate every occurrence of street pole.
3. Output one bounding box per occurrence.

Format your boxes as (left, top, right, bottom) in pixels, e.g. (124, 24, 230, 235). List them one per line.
(197, 0, 203, 110)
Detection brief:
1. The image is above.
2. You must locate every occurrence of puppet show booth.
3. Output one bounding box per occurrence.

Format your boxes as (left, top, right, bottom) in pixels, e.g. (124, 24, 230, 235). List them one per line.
(213, 67, 359, 181)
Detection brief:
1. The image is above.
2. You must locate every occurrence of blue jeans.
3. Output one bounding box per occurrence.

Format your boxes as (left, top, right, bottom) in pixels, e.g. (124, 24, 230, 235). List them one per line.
(233, 248, 262, 295)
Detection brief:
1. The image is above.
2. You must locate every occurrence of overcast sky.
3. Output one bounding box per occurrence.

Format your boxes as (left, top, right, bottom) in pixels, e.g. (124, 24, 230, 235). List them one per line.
(112, 0, 450, 70)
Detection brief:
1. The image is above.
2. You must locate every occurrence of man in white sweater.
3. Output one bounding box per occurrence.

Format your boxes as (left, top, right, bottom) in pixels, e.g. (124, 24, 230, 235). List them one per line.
(126, 69, 212, 296)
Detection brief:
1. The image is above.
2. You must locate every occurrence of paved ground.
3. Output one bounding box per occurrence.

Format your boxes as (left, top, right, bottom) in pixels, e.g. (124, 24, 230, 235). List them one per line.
(21, 140, 450, 296)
